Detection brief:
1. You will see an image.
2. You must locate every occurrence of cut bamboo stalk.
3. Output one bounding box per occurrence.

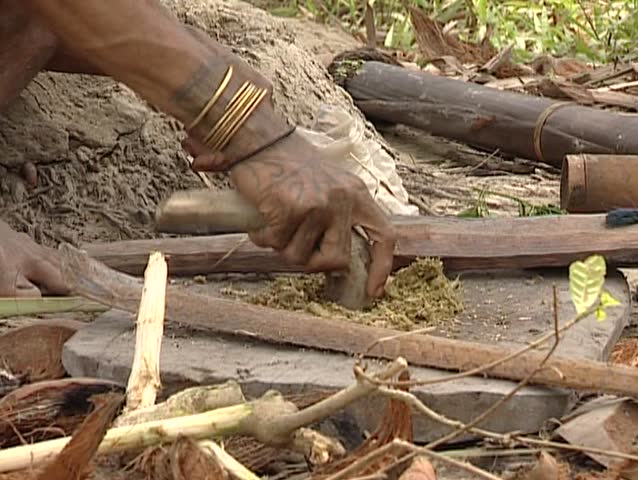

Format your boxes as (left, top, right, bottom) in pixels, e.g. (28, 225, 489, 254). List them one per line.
(124, 251, 167, 412)
(332, 60, 638, 167)
(560, 154, 638, 213)
(0, 296, 107, 319)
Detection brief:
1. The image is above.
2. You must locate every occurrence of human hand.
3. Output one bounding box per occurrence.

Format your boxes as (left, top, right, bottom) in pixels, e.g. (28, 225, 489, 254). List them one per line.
(0, 220, 68, 297)
(182, 132, 397, 298)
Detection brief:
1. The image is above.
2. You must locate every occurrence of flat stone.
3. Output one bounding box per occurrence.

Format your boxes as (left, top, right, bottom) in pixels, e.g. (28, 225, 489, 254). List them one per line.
(62, 268, 631, 443)
(63, 310, 571, 443)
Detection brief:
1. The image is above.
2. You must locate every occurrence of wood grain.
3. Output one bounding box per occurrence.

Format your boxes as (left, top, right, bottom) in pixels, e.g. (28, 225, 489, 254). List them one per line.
(83, 214, 638, 276)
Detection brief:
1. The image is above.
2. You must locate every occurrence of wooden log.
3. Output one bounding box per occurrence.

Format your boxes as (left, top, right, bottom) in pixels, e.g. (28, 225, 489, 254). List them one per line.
(60, 244, 638, 398)
(83, 214, 638, 276)
(332, 60, 638, 167)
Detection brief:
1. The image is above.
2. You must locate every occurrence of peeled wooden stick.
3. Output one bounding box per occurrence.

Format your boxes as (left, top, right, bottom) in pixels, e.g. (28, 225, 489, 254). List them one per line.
(125, 251, 167, 412)
(114, 381, 246, 427)
(121, 253, 252, 478)
(0, 402, 253, 472)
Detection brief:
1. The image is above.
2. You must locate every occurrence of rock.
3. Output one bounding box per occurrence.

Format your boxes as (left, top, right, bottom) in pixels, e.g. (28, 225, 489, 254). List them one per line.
(63, 310, 570, 444)
(63, 268, 631, 443)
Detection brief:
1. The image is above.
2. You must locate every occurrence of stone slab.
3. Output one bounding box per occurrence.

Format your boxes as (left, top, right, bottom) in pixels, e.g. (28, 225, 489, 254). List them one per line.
(62, 269, 631, 443)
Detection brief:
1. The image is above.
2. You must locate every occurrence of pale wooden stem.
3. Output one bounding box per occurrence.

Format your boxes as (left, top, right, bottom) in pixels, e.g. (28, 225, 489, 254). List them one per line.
(0, 403, 253, 473)
(270, 357, 408, 435)
(0, 358, 407, 473)
(115, 381, 246, 427)
(125, 251, 167, 412)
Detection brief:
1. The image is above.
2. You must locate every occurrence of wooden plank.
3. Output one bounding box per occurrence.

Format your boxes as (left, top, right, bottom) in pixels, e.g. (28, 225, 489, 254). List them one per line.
(333, 60, 638, 167)
(83, 214, 638, 276)
(60, 244, 638, 398)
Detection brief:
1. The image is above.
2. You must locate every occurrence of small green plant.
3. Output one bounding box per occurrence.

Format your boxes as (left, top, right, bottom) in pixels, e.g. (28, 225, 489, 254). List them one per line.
(457, 189, 491, 218)
(568, 254, 620, 321)
(457, 189, 565, 218)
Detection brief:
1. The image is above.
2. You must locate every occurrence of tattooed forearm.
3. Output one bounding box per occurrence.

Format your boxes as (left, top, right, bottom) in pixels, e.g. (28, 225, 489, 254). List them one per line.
(171, 57, 222, 112)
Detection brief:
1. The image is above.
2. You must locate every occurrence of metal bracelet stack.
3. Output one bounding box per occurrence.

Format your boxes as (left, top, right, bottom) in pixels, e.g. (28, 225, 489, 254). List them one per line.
(187, 65, 268, 153)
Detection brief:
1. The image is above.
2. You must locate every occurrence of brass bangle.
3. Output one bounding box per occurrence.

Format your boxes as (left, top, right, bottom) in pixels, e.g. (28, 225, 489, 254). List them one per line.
(186, 66, 233, 132)
(204, 82, 254, 146)
(215, 87, 267, 151)
(204, 80, 268, 151)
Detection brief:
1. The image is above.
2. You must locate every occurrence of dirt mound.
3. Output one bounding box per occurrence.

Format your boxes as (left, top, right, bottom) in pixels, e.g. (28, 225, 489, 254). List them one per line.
(0, 0, 378, 247)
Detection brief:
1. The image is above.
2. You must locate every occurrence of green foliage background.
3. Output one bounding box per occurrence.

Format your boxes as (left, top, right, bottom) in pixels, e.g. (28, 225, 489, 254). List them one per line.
(270, 0, 638, 64)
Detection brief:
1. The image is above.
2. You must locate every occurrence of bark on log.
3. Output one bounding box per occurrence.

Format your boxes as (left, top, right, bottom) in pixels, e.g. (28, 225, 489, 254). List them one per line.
(84, 214, 638, 276)
(60, 244, 638, 398)
(333, 60, 638, 167)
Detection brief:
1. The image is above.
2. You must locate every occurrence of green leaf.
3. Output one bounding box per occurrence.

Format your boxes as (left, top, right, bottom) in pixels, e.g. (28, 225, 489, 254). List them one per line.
(457, 206, 481, 217)
(569, 255, 607, 315)
(595, 307, 607, 322)
(600, 290, 621, 308)
(269, 6, 300, 17)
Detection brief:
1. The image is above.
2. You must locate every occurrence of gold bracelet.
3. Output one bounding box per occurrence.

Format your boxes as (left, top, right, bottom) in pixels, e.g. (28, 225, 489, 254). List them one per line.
(203, 82, 254, 146)
(216, 86, 267, 151)
(205, 82, 267, 150)
(186, 66, 233, 132)
(204, 81, 268, 152)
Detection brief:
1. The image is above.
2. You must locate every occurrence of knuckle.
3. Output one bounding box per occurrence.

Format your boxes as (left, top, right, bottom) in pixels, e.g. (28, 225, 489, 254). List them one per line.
(282, 249, 308, 266)
(247, 231, 273, 249)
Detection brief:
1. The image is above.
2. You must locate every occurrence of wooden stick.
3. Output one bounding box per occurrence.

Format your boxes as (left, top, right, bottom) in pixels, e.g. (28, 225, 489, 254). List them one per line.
(59, 244, 638, 398)
(83, 214, 638, 276)
(124, 251, 167, 412)
(0, 403, 254, 473)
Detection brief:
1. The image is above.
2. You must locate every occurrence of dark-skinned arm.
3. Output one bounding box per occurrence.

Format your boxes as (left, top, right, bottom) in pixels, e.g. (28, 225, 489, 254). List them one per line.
(24, 0, 290, 162)
(24, 0, 397, 298)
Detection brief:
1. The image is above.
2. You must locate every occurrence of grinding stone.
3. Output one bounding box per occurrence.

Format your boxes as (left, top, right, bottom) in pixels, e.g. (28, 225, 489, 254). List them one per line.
(63, 268, 631, 443)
